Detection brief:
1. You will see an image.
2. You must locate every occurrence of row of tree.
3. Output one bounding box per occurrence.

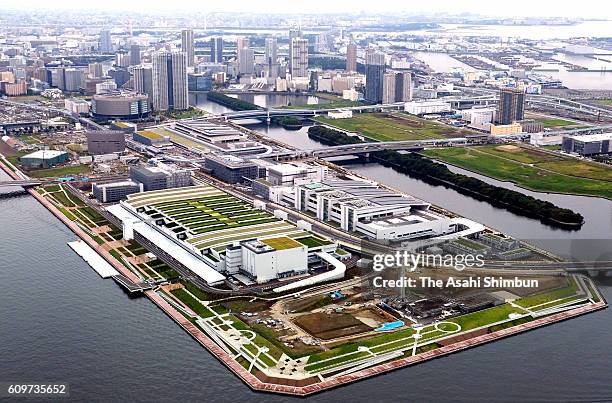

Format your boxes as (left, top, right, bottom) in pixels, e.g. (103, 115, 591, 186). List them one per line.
(307, 125, 584, 229)
(206, 92, 262, 111)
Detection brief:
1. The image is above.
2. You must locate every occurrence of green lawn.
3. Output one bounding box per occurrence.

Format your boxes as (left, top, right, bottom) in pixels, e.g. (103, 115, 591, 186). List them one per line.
(27, 164, 91, 179)
(538, 118, 582, 128)
(515, 277, 579, 309)
(423, 145, 612, 199)
(314, 113, 469, 141)
(595, 99, 612, 106)
(449, 303, 525, 331)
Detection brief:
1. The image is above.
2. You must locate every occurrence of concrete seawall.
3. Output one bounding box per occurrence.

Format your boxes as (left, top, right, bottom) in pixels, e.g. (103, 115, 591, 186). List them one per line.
(0, 159, 607, 396)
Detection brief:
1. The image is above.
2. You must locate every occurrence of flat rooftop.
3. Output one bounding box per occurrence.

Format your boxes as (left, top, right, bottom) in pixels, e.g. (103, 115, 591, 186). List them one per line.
(124, 185, 311, 252)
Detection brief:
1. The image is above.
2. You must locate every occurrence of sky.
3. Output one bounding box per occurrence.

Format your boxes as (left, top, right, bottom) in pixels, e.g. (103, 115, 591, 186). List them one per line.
(1, 0, 610, 18)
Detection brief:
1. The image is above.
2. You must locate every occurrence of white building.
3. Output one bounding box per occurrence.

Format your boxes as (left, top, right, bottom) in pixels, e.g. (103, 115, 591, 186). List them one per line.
(267, 163, 326, 187)
(461, 107, 496, 126)
(342, 89, 359, 101)
(405, 100, 451, 115)
(237, 238, 308, 283)
(293, 177, 460, 240)
(64, 98, 91, 114)
(328, 109, 353, 119)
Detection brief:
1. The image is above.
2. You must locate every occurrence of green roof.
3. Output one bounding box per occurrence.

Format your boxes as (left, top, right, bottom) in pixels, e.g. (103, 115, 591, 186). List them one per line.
(261, 236, 303, 250)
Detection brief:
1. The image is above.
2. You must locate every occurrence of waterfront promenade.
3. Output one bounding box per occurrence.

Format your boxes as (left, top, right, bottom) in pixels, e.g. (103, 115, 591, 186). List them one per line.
(0, 159, 606, 396)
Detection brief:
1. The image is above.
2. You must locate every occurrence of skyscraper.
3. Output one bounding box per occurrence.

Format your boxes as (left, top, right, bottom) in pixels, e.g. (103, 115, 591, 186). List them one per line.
(99, 29, 112, 53)
(382, 72, 396, 104)
(365, 49, 385, 103)
(210, 37, 223, 63)
(236, 37, 250, 65)
(290, 38, 308, 78)
(181, 29, 195, 67)
(133, 65, 153, 104)
(395, 72, 412, 102)
(265, 37, 278, 66)
(238, 47, 255, 75)
(497, 87, 525, 124)
(346, 43, 357, 72)
(152, 51, 188, 111)
(288, 29, 302, 71)
(130, 44, 141, 66)
(265, 37, 279, 79)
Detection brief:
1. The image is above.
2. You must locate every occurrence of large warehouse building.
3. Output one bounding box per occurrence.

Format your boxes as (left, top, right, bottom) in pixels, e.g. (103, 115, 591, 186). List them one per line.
(106, 185, 339, 287)
(20, 150, 69, 169)
(562, 133, 612, 156)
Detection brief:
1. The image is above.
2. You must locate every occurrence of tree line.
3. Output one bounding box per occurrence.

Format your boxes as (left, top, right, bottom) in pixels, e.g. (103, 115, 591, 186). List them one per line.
(308, 125, 584, 229)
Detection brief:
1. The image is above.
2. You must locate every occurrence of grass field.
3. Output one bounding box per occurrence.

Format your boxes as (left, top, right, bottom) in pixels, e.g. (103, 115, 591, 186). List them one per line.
(538, 118, 583, 128)
(314, 112, 471, 141)
(595, 99, 612, 106)
(423, 145, 612, 199)
(27, 164, 91, 179)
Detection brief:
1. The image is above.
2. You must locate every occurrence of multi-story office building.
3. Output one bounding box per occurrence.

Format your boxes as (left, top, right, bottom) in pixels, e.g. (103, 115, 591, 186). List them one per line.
(346, 43, 357, 72)
(132, 65, 153, 104)
(64, 68, 83, 92)
(129, 163, 192, 191)
(108, 67, 131, 87)
(265, 37, 278, 65)
(88, 62, 103, 78)
(115, 52, 130, 68)
(188, 73, 213, 91)
(95, 80, 117, 94)
(236, 37, 249, 65)
(497, 87, 525, 124)
(395, 71, 412, 102)
(365, 49, 385, 103)
(92, 181, 143, 203)
(204, 154, 260, 184)
(99, 29, 112, 53)
(210, 36, 223, 63)
(264, 37, 278, 78)
(86, 130, 126, 154)
(151, 51, 188, 111)
(382, 72, 396, 104)
(181, 29, 195, 67)
(130, 44, 141, 65)
(238, 47, 255, 75)
(288, 29, 302, 71)
(290, 38, 308, 78)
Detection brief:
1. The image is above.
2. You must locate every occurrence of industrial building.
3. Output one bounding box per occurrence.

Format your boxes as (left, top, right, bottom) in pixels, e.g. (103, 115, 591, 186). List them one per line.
(20, 150, 69, 169)
(129, 163, 192, 191)
(106, 185, 338, 287)
(86, 130, 126, 154)
(562, 133, 612, 156)
(92, 180, 143, 203)
(405, 100, 451, 115)
(132, 130, 171, 147)
(204, 154, 260, 184)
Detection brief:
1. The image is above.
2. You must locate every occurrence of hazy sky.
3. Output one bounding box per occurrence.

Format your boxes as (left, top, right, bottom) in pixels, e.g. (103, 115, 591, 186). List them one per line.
(1, 0, 610, 18)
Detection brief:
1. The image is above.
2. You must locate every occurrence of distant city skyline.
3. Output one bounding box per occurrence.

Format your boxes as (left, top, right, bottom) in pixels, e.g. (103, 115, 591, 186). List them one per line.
(0, 0, 609, 19)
